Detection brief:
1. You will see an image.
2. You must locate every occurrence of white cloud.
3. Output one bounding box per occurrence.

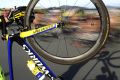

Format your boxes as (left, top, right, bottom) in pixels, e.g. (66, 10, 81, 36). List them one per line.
(0, 0, 29, 8)
(103, 0, 120, 7)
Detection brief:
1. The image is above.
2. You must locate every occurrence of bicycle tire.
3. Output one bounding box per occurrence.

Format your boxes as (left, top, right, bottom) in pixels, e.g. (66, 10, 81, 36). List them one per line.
(24, 0, 110, 64)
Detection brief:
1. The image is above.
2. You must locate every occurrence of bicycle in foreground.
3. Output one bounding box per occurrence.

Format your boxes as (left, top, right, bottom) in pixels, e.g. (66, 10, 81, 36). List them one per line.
(0, 0, 110, 80)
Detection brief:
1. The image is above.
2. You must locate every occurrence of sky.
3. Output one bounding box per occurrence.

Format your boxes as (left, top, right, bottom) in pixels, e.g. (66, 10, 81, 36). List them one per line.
(0, 0, 29, 8)
(0, 0, 120, 8)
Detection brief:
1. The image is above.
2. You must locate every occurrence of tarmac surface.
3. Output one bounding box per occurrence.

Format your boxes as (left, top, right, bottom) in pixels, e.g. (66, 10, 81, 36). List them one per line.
(0, 31, 120, 80)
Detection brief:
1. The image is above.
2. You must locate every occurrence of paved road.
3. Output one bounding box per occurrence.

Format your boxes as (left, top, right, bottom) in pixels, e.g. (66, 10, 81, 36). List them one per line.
(0, 32, 120, 80)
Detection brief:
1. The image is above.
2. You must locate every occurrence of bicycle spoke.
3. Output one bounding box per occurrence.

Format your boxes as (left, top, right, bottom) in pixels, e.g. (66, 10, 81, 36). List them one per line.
(26, 0, 110, 64)
(66, 1, 93, 23)
(64, 35, 69, 57)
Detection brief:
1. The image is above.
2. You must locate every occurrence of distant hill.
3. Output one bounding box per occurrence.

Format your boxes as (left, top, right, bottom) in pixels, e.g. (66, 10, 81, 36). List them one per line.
(47, 5, 96, 10)
(107, 6, 120, 9)
(60, 5, 87, 9)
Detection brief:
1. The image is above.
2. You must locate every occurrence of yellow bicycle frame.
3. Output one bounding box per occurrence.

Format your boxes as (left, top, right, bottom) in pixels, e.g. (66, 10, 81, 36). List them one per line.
(5, 23, 58, 40)
(20, 23, 58, 38)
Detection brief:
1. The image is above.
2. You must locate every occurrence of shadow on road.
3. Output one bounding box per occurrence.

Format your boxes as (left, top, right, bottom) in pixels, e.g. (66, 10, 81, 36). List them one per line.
(61, 50, 120, 80)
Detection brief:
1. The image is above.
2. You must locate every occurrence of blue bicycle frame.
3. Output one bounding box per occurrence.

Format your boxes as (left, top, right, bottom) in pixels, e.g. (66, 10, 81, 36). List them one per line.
(7, 34, 57, 80)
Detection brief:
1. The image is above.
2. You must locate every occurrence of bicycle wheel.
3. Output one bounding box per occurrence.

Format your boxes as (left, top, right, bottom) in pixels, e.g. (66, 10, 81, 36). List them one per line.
(24, 0, 110, 64)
